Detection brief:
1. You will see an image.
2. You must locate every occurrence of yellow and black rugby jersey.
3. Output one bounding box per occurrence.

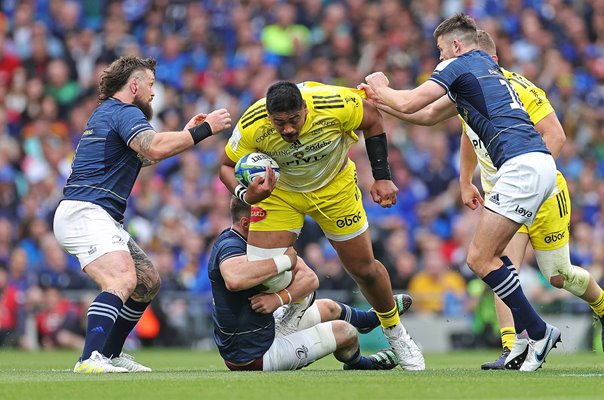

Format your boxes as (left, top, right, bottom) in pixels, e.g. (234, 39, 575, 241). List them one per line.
(225, 82, 366, 192)
(463, 68, 555, 194)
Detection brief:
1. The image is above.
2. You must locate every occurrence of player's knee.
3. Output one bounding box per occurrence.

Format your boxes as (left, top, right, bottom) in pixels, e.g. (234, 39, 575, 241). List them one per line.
(347, 259, 380, 285)
(560, 266, 591, 297)
(332, 320, 358, 348)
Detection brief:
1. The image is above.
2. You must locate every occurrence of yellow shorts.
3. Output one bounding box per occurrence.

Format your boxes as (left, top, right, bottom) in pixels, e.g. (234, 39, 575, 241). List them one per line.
(517, 171, 570, 251)
(250, 161, 368, 241)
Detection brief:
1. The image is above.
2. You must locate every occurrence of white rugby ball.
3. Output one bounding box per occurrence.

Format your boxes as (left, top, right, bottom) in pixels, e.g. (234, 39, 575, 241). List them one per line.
(234, 152, 280, 187)
(258, 270, 293, 293)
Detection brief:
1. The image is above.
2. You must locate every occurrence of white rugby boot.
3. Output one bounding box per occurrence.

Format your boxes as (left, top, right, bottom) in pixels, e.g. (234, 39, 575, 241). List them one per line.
(275, 292, 316, 337)
(111, 352, 152, 372)
(73, 351, 129, 374)
(519, 324, 561, 372)
(504, 330, 530, 370)
(383, 323, 425, 371)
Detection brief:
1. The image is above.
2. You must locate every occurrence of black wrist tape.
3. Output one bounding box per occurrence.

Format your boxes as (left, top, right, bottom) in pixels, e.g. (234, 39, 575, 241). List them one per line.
(365, 133, 392, 180)
(189, 121, 212, 144)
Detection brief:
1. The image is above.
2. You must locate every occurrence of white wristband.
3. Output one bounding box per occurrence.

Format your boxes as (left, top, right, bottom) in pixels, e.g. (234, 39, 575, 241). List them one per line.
(234, 184, 250, 205)
(273, 255, 292, 273)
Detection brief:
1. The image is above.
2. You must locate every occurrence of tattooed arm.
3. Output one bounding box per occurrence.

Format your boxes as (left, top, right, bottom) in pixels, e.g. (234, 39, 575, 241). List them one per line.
(128, 109, 232, 162)
(137, 152, 159, 167)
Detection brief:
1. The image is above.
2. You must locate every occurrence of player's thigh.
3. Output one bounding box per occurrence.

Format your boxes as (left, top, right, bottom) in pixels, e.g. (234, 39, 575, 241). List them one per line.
(53, 200, 132, 269)
(249, 186, 306, 236)
(525, 172, 571, 251)
(309, 161, 368, 241)
(262, 322, 337, 371)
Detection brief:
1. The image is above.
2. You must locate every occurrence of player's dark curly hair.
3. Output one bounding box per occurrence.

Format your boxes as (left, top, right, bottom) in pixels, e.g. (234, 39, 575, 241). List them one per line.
(98, 56, 157, 104)
(433, 13, 477, 44)
(266, 81, 304, 114)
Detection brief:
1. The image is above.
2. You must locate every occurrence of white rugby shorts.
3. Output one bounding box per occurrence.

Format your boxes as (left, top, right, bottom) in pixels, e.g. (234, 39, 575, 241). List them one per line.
(53, 200, 131, 269)
(262, 321, 337, 371)
(483, 152, 557, 226)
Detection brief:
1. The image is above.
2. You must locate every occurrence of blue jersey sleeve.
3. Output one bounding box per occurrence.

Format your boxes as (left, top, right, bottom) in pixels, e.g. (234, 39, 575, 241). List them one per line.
(113, 104, 154, 146)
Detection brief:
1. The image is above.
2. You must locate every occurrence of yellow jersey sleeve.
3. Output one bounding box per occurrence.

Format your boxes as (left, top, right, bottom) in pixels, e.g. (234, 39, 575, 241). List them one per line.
(224, 83, 367, 192)
(501, 67, 555, 125)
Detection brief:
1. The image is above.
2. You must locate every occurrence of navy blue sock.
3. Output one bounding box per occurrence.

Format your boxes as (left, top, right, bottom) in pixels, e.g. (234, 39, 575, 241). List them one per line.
(482, 257, 546, 339)
(81, 292, 123, 361)
(102, 298, 149, 358)
(343, 347, 374, 369)
(337, 302, 379, 332)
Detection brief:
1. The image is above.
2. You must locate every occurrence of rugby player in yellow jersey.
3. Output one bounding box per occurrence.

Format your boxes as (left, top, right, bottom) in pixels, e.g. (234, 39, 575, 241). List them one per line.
(218, 81, 425, 370)
(361, 29, 604, 369)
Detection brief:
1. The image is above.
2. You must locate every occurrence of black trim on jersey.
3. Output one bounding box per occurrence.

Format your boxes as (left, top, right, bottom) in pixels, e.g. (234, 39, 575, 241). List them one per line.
(315, 105, 345, 109)
(241, 113, 268, 129)
(312, 99, 344, 104)
(509, 77, 530, 89)
(556, 190, 568, 218)
(241, 105, 267, 123)
(311, 94, 342, 99)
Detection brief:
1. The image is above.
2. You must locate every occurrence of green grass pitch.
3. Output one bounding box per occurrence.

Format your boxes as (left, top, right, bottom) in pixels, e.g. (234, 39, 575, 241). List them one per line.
(0, 349, 602, 400)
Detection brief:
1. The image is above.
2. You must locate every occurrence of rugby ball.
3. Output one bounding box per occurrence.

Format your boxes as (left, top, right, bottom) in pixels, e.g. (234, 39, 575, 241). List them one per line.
(234, 152, 280, 188)
(258, 270, 293, 294)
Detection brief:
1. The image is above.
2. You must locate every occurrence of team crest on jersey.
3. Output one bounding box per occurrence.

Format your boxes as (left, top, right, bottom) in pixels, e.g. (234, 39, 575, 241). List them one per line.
(295, 345, 309, 360)
(250, 206, 267, 223)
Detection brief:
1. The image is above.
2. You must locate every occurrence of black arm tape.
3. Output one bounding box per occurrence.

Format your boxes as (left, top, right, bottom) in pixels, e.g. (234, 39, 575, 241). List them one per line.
(365, 133, 392, 180)
(189, 121, 212, 144)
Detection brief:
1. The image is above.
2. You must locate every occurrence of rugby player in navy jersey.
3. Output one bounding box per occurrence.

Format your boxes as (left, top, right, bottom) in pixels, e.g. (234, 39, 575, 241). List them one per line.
(53, 56, 231, 373)
(208, 197, 413, 371)
(363, 14, 561, 371)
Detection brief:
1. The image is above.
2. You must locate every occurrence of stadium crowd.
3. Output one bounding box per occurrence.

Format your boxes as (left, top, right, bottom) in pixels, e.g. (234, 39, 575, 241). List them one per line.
(1, 0, 604, 349)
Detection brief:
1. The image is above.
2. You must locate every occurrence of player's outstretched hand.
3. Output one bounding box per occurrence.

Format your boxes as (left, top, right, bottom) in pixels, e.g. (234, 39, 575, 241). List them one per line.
(357, 83, 383, 106)
(184, 113, 207, 130)
(365, 72, 390, 89)
(204, 108, 232, 134)
(370, 180, 399, 208)
(245, 165, 277, 204)
(460, 182, 484, 210)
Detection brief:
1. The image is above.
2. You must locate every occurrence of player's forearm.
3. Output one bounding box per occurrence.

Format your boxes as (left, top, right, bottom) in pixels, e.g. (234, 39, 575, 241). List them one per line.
(283, 260, 319, 302)
(459, 133, 478, 186)
(376, 103, 436, 126)
(222, 257, 286, 292)
(219, 163, 239, 193)
(373, 86, 418, 114)
(535, 113, 566, 159)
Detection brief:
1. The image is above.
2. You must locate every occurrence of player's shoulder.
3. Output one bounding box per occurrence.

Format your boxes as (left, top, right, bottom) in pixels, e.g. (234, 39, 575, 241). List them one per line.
(238, 97, 270, 132)
(301, 82, 365, 118)
(501, 67, 536, 89)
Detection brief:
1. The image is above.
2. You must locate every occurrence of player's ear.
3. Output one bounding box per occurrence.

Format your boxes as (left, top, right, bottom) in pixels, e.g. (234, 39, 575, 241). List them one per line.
(240, 216, 250, 230)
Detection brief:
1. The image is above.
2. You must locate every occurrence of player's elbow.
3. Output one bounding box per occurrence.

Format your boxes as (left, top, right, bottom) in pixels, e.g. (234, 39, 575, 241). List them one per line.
(223, 276, 245, 292)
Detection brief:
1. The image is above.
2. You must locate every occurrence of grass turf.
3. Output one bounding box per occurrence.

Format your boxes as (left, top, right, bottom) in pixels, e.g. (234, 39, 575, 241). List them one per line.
(0, 349, 602, 400)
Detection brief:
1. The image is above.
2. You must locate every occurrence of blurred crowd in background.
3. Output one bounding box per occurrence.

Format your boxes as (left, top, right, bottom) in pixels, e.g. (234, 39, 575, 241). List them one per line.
(2, 0, 604, 350)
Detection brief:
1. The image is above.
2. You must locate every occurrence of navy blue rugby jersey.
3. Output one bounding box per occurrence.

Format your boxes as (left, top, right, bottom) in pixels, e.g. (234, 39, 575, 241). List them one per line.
(207, 227, 274, 363)
(429, 50, 550, 168)
(63, 98, 153, 222)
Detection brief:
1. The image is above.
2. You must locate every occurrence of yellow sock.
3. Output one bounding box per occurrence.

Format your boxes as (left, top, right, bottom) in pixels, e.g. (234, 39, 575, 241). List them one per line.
(500, 327, 516, 350)
(376, 305, 400, 329)
(589, 289, 604, 317)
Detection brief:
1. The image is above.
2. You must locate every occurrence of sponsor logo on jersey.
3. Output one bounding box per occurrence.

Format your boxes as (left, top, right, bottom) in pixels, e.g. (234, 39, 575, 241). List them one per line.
(305, 140, 331, 152)
(295, 345, 309, 360)
(344, 96, 357, 104)
(544, 230, 566, 244)
(82, 129, 93, 136)
(312, 120, 337, 127)
(489, 193, 500, 205)
(283, 154, 328, 166)
(514, 204, 533, 218)
(290, 140, 303, 149)
(336, 211, 362, 228)
(255, 128, 275, 143)
(250, 206, 267, 223)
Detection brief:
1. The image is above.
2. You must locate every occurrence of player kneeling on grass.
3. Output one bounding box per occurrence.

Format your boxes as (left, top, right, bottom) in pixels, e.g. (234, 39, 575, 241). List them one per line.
(208, 197, 413, 371)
